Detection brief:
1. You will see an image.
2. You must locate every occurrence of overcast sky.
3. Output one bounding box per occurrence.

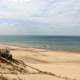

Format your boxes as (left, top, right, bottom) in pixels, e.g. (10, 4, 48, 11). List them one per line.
(0, 0, 80, 35)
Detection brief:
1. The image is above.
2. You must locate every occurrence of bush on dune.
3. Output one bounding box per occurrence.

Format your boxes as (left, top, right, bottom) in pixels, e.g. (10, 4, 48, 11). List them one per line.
(0, 49, 12, 60)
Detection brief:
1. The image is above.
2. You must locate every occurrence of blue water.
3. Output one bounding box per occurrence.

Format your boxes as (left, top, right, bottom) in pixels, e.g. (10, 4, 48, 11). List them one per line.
(0, 35, 80, 52)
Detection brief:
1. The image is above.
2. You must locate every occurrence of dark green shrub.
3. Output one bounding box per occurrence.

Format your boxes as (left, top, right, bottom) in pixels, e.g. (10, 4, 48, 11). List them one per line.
(0, 49, 12, 60)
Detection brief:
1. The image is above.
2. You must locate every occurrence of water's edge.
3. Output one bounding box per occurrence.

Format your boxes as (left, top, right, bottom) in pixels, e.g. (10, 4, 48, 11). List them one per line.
(0, 36, 80, 52)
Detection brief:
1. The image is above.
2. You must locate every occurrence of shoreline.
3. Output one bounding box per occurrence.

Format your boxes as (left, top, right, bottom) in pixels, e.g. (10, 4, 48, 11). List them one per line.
(0, 43, 80, 63)
(0, 42, 80, 54)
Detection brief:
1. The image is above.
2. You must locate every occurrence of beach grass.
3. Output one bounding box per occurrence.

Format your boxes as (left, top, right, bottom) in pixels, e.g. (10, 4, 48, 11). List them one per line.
(0, 49, 12, 60)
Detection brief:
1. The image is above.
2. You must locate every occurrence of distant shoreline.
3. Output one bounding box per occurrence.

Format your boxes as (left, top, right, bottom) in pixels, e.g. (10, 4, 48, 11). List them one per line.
(0, 36, 80, 53)
(0, 42, 80, 54)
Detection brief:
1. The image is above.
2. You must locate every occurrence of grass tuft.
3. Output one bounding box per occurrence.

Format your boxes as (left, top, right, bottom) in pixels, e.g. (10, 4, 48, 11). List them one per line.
(0, 49, 12, 60)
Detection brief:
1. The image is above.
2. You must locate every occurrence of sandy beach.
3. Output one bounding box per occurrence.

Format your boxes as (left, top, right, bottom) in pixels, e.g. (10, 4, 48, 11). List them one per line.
(0, 44, 80, 80)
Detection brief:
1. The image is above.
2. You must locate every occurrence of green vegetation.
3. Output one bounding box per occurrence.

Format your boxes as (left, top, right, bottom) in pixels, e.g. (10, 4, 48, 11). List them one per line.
(0, 49, 12, 60)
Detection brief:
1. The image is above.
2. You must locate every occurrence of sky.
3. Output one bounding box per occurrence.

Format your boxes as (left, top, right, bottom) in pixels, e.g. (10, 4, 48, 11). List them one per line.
(0, 0, 80, 35)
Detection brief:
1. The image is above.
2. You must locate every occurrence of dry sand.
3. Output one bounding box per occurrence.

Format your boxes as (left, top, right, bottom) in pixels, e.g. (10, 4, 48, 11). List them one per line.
(0, 44, 80, 80)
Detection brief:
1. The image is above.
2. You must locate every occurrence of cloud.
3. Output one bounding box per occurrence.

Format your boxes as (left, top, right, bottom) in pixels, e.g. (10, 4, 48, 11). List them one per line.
(0, 0, 80, 35)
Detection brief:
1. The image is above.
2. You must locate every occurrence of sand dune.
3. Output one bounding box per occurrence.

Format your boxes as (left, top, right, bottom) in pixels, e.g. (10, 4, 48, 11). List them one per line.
(0, 44, 80, 80)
